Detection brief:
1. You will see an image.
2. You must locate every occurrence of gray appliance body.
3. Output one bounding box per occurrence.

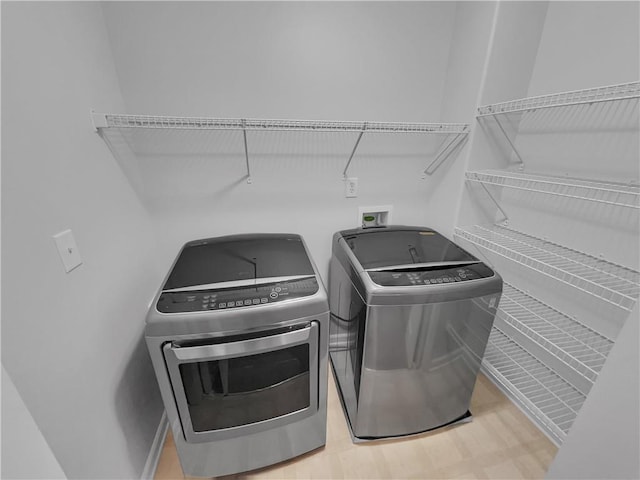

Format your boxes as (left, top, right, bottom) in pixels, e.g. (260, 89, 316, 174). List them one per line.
(146, 233, 329, 478)
(329, 226, 502, 440)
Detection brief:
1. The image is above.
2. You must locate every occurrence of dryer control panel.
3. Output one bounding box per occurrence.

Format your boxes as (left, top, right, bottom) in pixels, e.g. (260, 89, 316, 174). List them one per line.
(367, 263, 494, 287)
(156, 277, 319, 314)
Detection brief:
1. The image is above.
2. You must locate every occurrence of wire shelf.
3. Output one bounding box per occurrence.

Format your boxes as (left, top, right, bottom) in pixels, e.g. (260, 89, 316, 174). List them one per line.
(92, 113, 470, 179)
(454, 224, 640, 311)
(466, 170, 640, 209)
(498, 283, 614, 384)
(477, 81, 640, 116)
(94, 113, 469, 135)
(483, 327, 587, 444)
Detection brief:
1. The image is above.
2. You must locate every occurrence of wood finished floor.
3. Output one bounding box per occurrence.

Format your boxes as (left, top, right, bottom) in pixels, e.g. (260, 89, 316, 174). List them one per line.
(154, 373, 558, 479)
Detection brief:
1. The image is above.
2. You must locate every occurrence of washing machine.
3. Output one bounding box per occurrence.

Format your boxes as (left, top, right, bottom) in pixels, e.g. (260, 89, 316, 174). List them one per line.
(328, 225, 502, 441)
(145, 233, 329, 478)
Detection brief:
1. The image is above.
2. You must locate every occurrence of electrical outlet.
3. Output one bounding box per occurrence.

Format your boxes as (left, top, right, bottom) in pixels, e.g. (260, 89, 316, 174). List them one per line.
(53, 229, 82, 273)
(345, 177, 358, 198)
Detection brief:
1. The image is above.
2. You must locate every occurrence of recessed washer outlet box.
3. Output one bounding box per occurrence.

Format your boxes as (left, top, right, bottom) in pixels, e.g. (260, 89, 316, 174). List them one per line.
(358, 205, 393, 228)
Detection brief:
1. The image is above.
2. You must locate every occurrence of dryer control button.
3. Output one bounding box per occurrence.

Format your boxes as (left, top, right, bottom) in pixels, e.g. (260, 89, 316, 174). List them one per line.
(270, 292, 279, 299)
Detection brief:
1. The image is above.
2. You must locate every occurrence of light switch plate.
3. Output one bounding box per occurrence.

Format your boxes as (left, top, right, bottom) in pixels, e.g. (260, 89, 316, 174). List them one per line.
(53, 229, 82, 273)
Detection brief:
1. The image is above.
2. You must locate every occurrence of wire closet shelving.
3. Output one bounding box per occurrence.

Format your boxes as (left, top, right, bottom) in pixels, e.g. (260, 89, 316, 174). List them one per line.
(461, 81, 640, 446)
(465, 170, 640, 209)
(483, 328, 587, 445)
(497, 283, 614, 384)
(92, 113, 470, 181)
(477, 81, 640, 117)
(455, 224, 640, 312)
(475, 81, 640, 168)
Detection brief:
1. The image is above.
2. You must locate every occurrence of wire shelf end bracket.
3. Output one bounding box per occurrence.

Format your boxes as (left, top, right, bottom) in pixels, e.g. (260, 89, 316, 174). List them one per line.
(422, 126, 470, 177)
(91, 111, 109, 132)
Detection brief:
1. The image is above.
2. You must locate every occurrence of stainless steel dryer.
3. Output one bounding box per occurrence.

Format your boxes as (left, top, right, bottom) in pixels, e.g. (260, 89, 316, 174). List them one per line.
(146, 233, 329, 478)
(329, 225, 502, 441)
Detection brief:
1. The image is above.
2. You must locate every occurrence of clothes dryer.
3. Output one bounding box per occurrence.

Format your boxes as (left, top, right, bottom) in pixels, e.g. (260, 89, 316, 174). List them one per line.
(146, 233, 328, 477)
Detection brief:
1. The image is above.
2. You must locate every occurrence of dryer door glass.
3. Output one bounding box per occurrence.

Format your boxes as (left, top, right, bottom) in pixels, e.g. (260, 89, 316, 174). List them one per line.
(179, 344, 310, 432)
(163, 322, 319, 443)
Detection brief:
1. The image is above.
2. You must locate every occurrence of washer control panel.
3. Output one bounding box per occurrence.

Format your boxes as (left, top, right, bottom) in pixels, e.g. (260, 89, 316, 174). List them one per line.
(367, 263, 494, 287)
(156, 277, 319, 314)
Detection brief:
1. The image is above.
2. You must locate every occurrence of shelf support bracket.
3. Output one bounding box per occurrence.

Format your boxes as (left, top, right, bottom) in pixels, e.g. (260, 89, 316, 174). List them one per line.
(343, 122, 367, 178)
(91, 111, 108, 132)
(422, 131, 468, 177)
(479, 182, 509, 224)
(242, 119, 252, 184)
(492, 116, 525, 169)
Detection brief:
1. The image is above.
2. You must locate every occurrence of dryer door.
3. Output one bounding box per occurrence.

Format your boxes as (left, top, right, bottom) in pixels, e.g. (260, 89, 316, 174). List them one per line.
(163, 322, 319, 443)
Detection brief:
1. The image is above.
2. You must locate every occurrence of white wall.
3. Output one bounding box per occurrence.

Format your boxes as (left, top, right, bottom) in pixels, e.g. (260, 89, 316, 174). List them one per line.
(514, 0, 640, 264)
(1, 366, 66, 479)
(439, 1, 498, 235)
(528, 4, 640, 477)
(100, 1, 463, 280)
(1, 3, 165, 478)
(456, 1, 639, 336)
(502, 1, 639, 336)
(451, 3, 639, 477)
(546, 304, 640, 479)
(455, 1, 549, 228)
(528, 1, 640, 95)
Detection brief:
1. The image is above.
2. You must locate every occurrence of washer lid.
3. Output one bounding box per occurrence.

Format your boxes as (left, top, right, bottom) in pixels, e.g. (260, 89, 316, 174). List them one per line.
(163, 233, 315, 290)
(342, 227, 477, 270)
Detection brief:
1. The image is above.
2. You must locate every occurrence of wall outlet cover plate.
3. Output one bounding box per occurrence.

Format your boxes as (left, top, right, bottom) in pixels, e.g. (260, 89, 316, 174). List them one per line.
(53, 229, 83, 273)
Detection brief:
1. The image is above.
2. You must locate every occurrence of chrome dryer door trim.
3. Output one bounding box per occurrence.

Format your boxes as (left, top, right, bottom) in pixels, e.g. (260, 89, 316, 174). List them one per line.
(163, 321, 320, 443)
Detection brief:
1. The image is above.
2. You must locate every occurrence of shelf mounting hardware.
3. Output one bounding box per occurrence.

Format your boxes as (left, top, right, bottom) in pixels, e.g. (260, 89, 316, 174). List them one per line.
(479, 182, 509, 224)
(242, 119, 252, 184)
(493, 116, 525, 168)
(343, 122, 367, 179)
(423, 129, 469, 177)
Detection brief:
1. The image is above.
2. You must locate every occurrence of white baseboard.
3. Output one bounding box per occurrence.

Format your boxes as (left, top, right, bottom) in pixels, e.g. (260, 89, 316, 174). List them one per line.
(141, 412, 169, 480)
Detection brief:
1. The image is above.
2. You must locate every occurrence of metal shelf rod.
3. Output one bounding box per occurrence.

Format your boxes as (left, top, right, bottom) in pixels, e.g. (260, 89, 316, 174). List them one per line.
(241, 119, 252, 183)
(343, 123, 367, 178)
(422, 129, 469, 176)
(492, 116, 525, 166)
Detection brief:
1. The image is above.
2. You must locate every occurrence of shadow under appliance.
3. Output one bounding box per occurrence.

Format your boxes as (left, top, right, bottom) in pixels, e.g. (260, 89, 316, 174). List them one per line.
(329, 226, 502, 441)
(146, 233, 329, 478)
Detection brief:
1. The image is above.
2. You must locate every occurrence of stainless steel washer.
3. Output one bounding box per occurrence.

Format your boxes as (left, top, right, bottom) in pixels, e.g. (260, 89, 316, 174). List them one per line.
(328, 226, 502, 441)
(146, 233, 329, 477)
